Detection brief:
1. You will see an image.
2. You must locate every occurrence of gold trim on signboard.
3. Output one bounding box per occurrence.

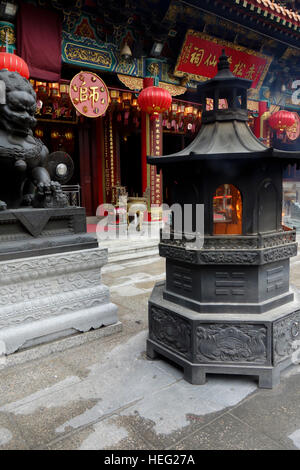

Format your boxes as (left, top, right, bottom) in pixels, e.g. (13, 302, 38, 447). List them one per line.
(160, 82, 187, 96)
(64, 43, 112, 68)
(174, 30, 273, 91)
(117, 75, 143, 90)
(117, 74, 186, 96)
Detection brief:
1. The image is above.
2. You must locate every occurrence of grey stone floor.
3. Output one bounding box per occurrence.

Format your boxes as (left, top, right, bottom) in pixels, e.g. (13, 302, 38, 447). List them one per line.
(1, 251, 300, 450)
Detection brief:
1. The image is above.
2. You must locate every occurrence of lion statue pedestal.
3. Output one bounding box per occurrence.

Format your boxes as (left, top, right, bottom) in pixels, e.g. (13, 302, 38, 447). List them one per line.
(0, 70, 120, 359)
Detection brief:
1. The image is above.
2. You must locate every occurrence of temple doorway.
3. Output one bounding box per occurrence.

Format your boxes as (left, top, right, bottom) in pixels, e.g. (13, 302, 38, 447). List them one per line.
(119, 131, 142, 198)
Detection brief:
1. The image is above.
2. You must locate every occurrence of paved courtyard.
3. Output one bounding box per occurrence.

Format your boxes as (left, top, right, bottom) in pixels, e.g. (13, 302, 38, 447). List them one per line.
(0, 248, 300, 450)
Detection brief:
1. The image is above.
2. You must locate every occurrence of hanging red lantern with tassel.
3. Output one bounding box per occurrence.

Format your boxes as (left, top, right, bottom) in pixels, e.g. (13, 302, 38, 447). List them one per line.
(269, 110, 296, 133)
(138, 86, 172, 120)
(0, 52, 29, 79)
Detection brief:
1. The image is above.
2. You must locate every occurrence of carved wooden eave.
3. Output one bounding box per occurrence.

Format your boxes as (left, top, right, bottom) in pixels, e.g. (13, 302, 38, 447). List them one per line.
(245, 0, 300, 28)
(117, 74, 187, 97)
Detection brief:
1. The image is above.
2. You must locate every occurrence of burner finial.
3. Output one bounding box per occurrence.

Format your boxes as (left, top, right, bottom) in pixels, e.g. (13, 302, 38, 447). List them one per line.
(217, 49, 230, 71)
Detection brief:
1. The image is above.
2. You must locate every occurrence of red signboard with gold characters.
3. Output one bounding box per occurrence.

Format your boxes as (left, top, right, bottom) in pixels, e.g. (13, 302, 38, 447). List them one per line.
(174, 30, 272, 90)
(69, 71, 109, 117)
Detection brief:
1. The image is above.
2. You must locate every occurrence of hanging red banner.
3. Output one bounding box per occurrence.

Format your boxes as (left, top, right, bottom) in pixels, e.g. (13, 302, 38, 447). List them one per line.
(149, 115, 163, 208)
(103, 113, 119, 202)
(174, 30, 272, 90)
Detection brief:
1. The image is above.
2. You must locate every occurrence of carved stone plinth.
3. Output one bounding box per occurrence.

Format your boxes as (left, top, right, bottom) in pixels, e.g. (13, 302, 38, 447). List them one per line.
(0, 207, 98, 261)
(0, 247, 118, 355)
(147, 282, 300, 388)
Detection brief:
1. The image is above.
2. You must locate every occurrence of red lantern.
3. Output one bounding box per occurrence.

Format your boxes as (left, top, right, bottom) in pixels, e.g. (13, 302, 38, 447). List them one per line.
(138, 86, 172, 120)
(0, 52, 29, 79)
(269, 110, 296, 132)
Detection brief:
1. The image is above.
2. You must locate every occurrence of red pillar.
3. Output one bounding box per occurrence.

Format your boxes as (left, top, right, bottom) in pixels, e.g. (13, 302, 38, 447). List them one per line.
(253, 101, 269, 141)
(149, 115, 163, 222)
(97, 117, 105, 206)
(259, 100, 268, 140)
(254, 115, 260, 139)
(141, 77, 154, 195)
(78, 120, 93, 216)
(141, 111, 149, 195)
(140, 77, 165, 222)
(91, 117, 104, 210)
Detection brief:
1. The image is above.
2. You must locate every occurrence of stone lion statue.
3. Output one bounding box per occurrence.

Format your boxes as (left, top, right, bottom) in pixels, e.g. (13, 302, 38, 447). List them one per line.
(0, 69, 68, 210)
